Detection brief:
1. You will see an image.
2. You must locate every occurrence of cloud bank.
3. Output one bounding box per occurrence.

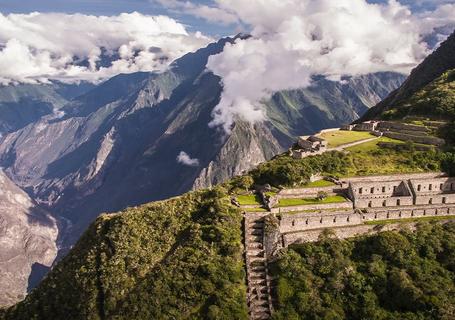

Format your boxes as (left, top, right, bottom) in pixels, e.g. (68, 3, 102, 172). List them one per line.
(205, 0, 455, 133)
(0, 12, 211, 85)
(177, 151, 200, 166)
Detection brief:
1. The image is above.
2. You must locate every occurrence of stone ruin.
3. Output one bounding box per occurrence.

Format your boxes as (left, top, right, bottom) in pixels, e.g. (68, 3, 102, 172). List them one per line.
(290, 135, 328, 159)
(265, 173, 455, 247)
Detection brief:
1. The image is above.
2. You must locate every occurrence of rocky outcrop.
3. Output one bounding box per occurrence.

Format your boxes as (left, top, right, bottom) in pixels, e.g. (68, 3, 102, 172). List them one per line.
(0, 170, 58, 307)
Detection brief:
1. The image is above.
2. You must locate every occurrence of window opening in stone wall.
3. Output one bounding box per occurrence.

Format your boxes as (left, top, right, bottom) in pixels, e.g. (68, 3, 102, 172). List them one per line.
(440, 183, 443, 190)
(397, 199, 400, 206)
(443, 197, 447, 204)
(418, 184, 421, 191)
(429, 184, 432, 191)
(371, 187, 374, 194)
(383, 200, 386, 207)
(368, 201, 372, 207)
(359, 187, 363, 194)
(382, 186, 386, 192)
(429, 198, 433, 204)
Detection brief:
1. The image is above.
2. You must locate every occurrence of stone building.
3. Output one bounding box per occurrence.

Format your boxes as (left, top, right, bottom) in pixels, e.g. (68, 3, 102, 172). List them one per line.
(409, 177, 455, 205)
(350, 121, 379, 132)
(297, 135, 327, 151)
(348, 180, 414, 208)
(291, 135, 328, 159)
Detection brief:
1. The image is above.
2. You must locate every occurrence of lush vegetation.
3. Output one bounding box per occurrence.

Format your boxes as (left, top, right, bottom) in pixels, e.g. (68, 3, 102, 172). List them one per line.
(318, 130, 374, 147)
(383, 69, 455, 121)
(271, 222, 455, 320)
(1, 188, 247, 320)
(249, 146, 450, 188)
(381, 69, 455, 145)
(277, 195, 347, 207)
(345, 137, 405, 153)
(236, 194, 262, 206)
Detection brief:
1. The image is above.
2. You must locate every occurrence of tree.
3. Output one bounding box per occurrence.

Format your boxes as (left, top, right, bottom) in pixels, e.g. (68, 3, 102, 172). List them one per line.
(317, 191, 328, 201)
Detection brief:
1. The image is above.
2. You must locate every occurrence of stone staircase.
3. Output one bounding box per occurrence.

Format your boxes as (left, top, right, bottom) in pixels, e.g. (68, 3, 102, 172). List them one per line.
(245, 213, 273, 320)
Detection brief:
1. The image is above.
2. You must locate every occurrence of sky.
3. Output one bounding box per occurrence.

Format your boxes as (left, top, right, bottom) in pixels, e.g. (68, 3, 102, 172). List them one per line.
(0, 0, 236, 37)
(1, 0, 452, 37)
(0, 0, 454, 132)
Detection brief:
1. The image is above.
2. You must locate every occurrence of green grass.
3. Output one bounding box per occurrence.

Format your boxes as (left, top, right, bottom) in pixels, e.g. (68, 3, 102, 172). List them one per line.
(318, 130, 374, 147)
(243, 207, 268, 212)
(365, 215, 455, 225)
(345, 136, 405, 153)
(277, 195, 347, 207)
(236, 194, 262, 206)
(303, 180, 335, 188)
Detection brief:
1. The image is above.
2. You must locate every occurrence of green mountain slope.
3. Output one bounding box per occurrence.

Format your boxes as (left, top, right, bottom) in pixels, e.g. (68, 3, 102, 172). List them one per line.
(362, 30, 455, 120)
(1, 188, 247, 320)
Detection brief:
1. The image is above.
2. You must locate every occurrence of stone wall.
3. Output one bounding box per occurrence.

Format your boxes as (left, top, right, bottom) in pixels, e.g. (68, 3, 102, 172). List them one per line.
(318, 128, 340, 134)
(280, 206, 455, 245)
(339, 172, 445, 189)
(383, 131, 445, 146)
(409, 177, 455, 194)
(414, 194, 455, 205)
(271, 201, 353, 214)
(276, 186, 339, 199)
(355, 196, 414, 208)
(377, 121, 428, 132)
(282, 223, 421, 245)
(350, 180, 411, 197)
(278, 204, 455, 235)
(409, 177, 455, 205)
(279, 210, 360, 233)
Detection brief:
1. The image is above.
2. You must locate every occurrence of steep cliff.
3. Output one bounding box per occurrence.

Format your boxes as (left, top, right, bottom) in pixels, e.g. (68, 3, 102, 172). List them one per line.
(0, 171, 58, 307)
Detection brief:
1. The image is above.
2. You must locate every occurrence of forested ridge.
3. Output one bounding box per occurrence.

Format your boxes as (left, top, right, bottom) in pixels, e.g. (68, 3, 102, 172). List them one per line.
(271, 223, 455, 320)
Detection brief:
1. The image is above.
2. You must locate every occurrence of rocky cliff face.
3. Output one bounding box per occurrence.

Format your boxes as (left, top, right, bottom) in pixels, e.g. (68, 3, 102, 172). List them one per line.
(0, 170, 58, 307)
(0, 37, 405, 304)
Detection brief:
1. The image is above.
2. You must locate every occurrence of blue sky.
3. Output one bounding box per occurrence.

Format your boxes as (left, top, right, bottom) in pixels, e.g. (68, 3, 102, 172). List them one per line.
(0, 0, 235, 37)
(0, 0, 449, 37)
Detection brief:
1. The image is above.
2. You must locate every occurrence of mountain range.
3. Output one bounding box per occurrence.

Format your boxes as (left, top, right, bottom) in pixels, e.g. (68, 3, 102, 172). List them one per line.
(0, 35, 406, 306)
(1, 28, 454, 319)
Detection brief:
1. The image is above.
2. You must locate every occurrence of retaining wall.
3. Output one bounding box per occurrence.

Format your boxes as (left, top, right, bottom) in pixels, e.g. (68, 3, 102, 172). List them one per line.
(355, 196, 414, 208)
(271, 201, 353, 214)
(279, 204, 455, 235)
(378, 121, 429, 132)
(276, 186, 339, 199)
(282, 217, 455, 247)
(383, 132, 445, 146)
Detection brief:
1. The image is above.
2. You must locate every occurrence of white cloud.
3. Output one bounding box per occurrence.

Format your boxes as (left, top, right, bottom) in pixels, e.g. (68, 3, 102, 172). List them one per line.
(205, 0, 455, 133)
(0, 12, 211, 85)
(177, 151, 200, 166)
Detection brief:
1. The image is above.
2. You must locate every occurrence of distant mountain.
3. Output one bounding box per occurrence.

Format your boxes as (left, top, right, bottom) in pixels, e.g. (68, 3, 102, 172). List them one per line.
(0, 170, 58, 307)
(0, 36, 404, 306)
(0, 82, 94, 136)
(362, 30, 455, 120)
